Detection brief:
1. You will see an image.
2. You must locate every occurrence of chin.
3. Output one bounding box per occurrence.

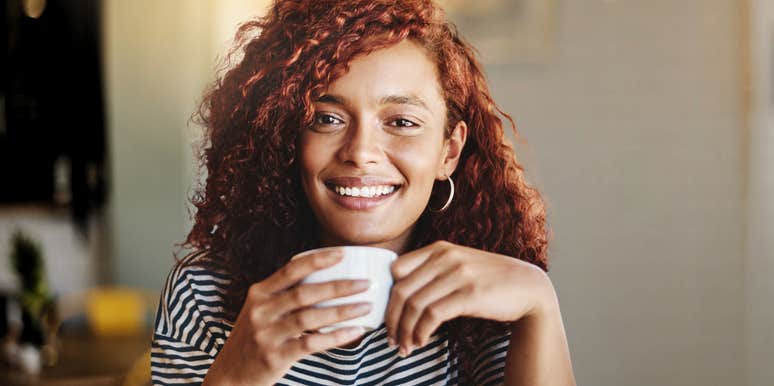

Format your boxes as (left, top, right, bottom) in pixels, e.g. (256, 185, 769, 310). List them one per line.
(312, 204, 417, 248)
(320, 219, 406, 246)
(329, 229, 395, 246)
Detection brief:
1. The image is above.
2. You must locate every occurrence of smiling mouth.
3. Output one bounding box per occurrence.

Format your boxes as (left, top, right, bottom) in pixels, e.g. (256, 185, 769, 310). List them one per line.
(324, 183, 402, 198)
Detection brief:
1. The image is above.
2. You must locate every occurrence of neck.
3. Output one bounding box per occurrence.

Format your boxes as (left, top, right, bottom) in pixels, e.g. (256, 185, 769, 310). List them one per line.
(317, 227, 415, 255)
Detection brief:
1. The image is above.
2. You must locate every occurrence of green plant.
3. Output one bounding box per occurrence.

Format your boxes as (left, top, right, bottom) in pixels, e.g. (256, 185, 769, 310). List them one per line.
(10, 229, 50, 319)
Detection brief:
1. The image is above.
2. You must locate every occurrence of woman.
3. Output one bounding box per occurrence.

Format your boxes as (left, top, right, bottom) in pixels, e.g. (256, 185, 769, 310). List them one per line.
(151, 0, 575, 385)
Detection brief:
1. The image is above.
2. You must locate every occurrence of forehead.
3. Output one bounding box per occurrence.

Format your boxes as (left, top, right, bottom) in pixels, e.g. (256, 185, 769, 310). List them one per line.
(322, 39, 445, 109)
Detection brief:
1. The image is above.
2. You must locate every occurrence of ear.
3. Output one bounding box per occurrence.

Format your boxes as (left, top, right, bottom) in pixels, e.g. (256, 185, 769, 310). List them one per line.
(438, 120, 468, 179)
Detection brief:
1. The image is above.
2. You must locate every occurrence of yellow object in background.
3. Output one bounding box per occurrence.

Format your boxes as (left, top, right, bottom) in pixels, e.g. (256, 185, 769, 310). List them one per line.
(86, 288, 146, 336)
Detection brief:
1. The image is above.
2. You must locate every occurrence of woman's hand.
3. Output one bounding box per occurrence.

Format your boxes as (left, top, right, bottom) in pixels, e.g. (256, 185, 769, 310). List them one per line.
(385, 240, 554, 356)
(203, 248, 372, 386)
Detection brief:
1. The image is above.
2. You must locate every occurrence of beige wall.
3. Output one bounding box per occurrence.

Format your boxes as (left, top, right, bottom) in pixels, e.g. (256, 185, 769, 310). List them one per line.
(103, 0, 207, 288)
(103, 0, 272, 289)
(747, 1, 774, 385)
(102, 1, 761, 385)
(492, 1, 746, 384)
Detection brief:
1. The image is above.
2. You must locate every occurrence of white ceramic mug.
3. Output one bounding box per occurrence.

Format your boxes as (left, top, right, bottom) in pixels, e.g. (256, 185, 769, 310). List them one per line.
(292, 246, 397, 332)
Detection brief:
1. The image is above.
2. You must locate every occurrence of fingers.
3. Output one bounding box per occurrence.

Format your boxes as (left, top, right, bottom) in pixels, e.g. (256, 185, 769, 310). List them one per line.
(395, 268, 464, 352)
(385, 255, 445, 344)
(267, 302, 373, 344)
(224, 249, 369, 379)
(266, 279, 370, 317)
(390, 244, 436, 280)
(258, 249, 344, 294)
(253, 278, 370, 345)
(282, 326, 367, 360)
(411, 291, 466, 350)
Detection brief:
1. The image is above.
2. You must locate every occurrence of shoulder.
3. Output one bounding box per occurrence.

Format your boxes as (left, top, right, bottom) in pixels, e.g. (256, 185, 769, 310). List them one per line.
(164, 250, 230, 296)
(169, 249, 230, 286)
(154, 250, 232, 343)
(158, 251, 230, 313)
(150, 250, 227, 384)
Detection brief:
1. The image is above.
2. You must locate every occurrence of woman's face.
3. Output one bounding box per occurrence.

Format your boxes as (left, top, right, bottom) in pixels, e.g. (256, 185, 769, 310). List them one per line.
(298, 39, 466, 253)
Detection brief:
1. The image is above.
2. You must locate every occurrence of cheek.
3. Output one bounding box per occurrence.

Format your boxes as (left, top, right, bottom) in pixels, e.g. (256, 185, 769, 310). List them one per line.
(298, 136, 328, 183)
(391, 139, 444, 188)
(297, 142, 328, 204)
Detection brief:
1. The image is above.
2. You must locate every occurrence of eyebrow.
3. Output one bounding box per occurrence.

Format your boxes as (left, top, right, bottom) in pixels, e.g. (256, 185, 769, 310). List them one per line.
(379, 95, 430, 111)
(316, 94, 346, 105)
(316, 94, 431, 111)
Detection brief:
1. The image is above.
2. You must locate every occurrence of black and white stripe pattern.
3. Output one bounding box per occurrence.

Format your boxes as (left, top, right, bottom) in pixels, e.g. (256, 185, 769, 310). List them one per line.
(151, 254, 511, 385)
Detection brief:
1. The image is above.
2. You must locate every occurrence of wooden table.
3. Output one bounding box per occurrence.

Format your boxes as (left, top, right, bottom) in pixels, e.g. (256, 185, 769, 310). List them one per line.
(0, 331, 150, 386)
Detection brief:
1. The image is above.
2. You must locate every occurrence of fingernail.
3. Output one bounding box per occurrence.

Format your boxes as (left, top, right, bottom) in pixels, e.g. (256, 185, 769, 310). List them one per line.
(323, 252, 343, 262)
(351, 303, 372, 315)
(398, 347, 407, 357)
(317, 255, 338, 266)
(387, 336, 397, 347)
(352, 279, 371, 291)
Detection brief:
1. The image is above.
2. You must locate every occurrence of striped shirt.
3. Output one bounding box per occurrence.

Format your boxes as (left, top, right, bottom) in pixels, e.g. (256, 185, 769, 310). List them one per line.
(151, 253, 511, 385)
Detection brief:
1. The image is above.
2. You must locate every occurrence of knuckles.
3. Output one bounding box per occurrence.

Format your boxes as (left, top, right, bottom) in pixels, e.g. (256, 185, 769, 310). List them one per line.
(248, 308, 264, 326)
(460, 282, 477, 296)
(405, 298, 422, 314)
(290, 287, 311, 305)
(424, 305, 441, 322)
(430, 241, 459, 264)
(283, 262, 304, 280)
(433, 240, 456, 256)
(432, 240, 450, 249)
(390, 284, 408, 303)
(247, 283, 266, 301)
(390, 262, 402, 278)
(451, 262, 470, 279)
(293, 311, 313, 330)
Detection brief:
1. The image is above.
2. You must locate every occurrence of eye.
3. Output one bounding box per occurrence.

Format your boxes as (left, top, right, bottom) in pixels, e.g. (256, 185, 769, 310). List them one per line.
(315, 113, 344, 126)
(311, 113, 346, 133)
(389, 118, 418, 128)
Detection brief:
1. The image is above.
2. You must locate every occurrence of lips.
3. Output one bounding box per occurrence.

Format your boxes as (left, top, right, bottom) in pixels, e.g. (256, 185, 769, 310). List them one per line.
(331, 184, 396, 198)
(324, 176, 402, 187)
(323, 176, 402, 210)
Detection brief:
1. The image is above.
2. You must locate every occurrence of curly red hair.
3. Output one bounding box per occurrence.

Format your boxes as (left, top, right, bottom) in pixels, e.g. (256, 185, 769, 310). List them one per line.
(179, 0, 549, 377)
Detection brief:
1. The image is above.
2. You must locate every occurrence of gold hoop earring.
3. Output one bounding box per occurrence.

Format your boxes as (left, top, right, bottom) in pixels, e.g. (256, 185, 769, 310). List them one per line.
(430, 175, 454, 213)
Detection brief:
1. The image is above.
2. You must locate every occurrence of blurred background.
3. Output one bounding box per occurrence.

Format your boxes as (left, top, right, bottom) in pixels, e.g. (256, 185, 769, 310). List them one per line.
(0, 0, 772, 385)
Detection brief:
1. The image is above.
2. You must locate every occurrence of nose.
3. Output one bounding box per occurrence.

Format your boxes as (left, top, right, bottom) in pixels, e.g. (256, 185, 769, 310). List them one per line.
(336, 119, 382, 167)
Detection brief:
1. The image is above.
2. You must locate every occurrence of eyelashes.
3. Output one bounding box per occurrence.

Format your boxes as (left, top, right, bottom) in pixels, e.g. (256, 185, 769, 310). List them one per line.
(316, 113, 344, 126)
(391, 118, 418, 128)
(313, 113, 420, 132)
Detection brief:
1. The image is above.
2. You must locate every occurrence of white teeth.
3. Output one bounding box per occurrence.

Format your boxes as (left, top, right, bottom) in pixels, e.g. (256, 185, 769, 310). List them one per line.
(332, 184, 397, 197)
